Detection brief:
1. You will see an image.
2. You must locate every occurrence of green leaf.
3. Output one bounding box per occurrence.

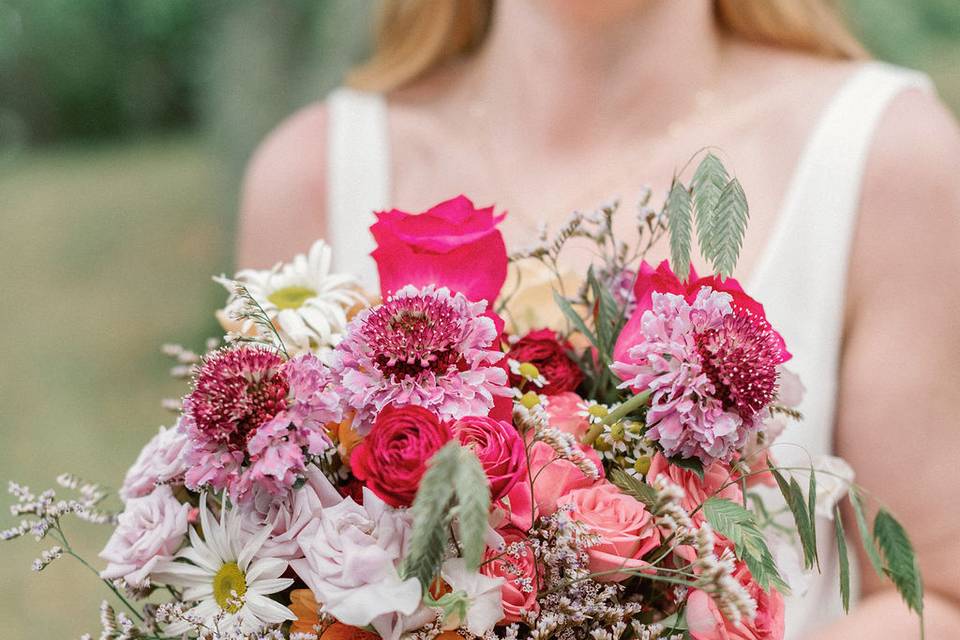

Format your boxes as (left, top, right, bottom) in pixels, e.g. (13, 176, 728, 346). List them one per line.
(691, 153, 729, 262)
(833, 506, 851, 612)
(849, 489, 884, 578)
(702, 497, 788, 593)
(401, 442, 459, 588)
(553, 290, 597, 346)
(874, 509, 924, 616)
(609, 468, 658, 510)
(666, 179, 693, 280)
(769, 465, 817, 570)
(807, 467, 818, 569)
(453, 449, 491, 571)
(588, 266, 622, 360)
(669, 455, 704, 480)
(708, 177, 749, 278)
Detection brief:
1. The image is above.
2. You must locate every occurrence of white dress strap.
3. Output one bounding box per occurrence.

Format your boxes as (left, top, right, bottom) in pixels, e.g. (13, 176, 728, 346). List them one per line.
(326, 86, 391, 289)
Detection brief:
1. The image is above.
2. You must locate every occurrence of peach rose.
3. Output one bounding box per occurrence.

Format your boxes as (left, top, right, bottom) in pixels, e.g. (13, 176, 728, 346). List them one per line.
(544, 392, 590, 439)
(480, 526, 539, 623)
(561, 481, 661, 582)
(687, 562, 785, 640)
(647, 453, 741, 525)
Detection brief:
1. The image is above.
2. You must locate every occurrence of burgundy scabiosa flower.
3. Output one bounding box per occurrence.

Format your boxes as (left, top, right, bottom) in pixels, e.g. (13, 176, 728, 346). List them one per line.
(611, 283, 789, 466)
(183, 347, 342, 502)
(332, 284, 510, 434)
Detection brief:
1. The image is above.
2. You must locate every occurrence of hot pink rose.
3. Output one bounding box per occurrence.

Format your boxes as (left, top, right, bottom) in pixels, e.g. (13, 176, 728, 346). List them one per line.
(561, 482, 661, 582)
(350, 405, 453, 507)
(613, 260, 790, 364)
(507, 329, 584, 395)
(453, 416, 526, 501)
(647, 453, 742, 525)
(687, 562, 785, 640)
(371, 195, 508, 305)
(502, 440, 603, 530)
(480, 526, 539, 623)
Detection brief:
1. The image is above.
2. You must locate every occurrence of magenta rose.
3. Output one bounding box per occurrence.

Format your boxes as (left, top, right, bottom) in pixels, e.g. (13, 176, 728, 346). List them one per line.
(612, 260, 790, 365)
(480, 526, 539, 623)
(687, 561, 786, 640)
(370, 195, 508, 305)
(452, 416, 526, 502)
(350, 405, 453, 507)
(561, 481, 661, 582)
(507, 328, 584, 395)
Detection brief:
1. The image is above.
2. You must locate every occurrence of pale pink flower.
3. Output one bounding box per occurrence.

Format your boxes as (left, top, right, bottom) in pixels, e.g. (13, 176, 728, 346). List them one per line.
(291, 481, 423, 640)
(119, 423, 190, 502)
(332, 284, 510, 434)
(99, 485, 189, 587)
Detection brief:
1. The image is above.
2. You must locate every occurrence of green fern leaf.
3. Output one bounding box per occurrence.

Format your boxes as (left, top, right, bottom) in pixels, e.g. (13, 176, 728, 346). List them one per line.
(691, 153, 729, 261)
(703, 497, 788, 593)
(609, 468, 658, 509)
(709, 177, 749, 278)
(833, 506, 851, 612)
(849, 489, 885, 578)
(454, 448, 491, 571)
(667, 179, 693, 280)
(401, 442, 459, 588)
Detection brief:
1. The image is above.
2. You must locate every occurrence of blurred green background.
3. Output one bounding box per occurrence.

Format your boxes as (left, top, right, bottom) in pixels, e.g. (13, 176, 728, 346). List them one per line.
(0, 1, 957, 637)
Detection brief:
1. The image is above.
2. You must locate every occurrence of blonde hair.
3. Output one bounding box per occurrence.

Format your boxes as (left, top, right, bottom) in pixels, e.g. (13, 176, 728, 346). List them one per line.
(349, 0, 866, 92)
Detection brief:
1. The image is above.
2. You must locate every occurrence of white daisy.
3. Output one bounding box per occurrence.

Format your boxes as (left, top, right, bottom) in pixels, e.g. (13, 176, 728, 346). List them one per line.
(152, 494, 295, 636)
(217, 240, 366, 354)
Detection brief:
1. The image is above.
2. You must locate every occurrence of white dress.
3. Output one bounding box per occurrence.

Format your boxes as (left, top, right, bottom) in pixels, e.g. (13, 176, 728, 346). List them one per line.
(323, 61, 933, 639)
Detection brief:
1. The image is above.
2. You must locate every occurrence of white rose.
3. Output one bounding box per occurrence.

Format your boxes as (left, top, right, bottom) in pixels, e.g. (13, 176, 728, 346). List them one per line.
(99, 485, 189, 587)
(291, 486, 423, 640)
(120, 423, 190, 502)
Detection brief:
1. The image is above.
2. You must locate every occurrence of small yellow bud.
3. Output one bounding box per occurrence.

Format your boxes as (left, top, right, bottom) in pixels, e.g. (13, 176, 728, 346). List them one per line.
(634, 455, 652, 476)
(519, 391, 541, 409)
(593, 439, 613, 452)
(625, 421, 644, 435)
(609, 422, 626, 441)
(518, 362, 540, 380)
(587, 404, 609, 419)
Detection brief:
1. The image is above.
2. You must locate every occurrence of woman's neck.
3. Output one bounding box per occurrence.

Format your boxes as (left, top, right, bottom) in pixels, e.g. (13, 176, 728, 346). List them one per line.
(459, 0, 722, 149)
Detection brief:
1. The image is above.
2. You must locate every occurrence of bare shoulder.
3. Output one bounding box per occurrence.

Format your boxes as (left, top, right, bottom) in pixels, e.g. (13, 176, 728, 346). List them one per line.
(237, 101, 329, 269)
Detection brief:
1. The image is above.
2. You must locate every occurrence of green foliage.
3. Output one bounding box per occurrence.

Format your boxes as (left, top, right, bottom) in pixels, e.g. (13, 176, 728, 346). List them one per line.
(609, 468, 658, 509)
(553, 290, 597, 346)
(588, 266, 625, 363)
(874, 509, 924, 616)
(666, 179, 693, 278)
(702, 497, 789, 593)
(850, 489, 885, 577)
(768, 465, 818, 570)
(668, 455, 705, 480)
(665, 154, 751, 281)
(833, 506, 851, 612)
(401, 442, 491, 589)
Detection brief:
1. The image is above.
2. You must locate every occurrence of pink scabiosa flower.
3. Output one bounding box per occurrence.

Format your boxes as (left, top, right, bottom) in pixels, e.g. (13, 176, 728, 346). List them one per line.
(332, 284, 510, 434)
(611, 283, 788, 466)
(183, 347, 342, 503)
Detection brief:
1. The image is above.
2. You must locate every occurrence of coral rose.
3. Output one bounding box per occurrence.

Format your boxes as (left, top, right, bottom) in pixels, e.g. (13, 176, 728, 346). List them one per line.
(687, 562, 786, 640)
(646, 453, 742, 525)
(350, 405, 453, 507)
(452, 416, 526, 501)
(371, 195, 508, 305)
(561, 481, 661, 582)
(506, 328, 584, 395)
(544, 392, 590, 440)
(480, 526, 539, 623)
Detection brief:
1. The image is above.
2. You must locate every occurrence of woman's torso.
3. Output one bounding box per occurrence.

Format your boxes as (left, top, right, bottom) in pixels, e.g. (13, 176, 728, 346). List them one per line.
(324, 56, 932, 638)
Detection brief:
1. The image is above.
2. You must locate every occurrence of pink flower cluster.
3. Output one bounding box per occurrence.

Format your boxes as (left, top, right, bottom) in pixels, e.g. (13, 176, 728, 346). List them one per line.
(612, 261, 790, 466)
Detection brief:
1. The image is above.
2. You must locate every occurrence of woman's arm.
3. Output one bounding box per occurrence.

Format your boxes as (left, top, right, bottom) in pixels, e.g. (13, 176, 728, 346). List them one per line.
(814, 90, 960, 638)
(236, 103, 330, 269)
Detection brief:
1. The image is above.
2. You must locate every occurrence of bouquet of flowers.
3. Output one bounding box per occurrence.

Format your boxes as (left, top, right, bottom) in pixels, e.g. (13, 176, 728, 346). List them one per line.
(3, 154, 924, 640)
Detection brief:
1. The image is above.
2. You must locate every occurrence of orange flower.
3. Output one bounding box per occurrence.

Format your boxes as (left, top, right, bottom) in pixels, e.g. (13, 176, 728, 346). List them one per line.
(289, 589, 321, 635)
(320, 622, 381, 640)
(329, 413, 365, 459)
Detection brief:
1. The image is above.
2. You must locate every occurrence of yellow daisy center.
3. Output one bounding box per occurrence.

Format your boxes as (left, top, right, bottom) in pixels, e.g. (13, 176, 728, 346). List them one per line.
(518, 362, 541, 380)
(213, 561, 247, 612)
(268, 285, 317, 310)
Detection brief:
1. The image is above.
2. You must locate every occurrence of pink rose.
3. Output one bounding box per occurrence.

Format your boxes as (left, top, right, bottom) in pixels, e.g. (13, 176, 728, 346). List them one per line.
(544, 392, 590, 439)
(350, 405, 453, 507)
(647, 453, 742, 525)
(503, 440, 603, 530)
(99, 485, 189, 587)
(687, 562, 785, 640)
(371, 196, 508, 305)
(480, 526, 539, 623)
(453, 416, 526, 502)
(119, 423, 190, 502)
(506, 329, 584, 395)
(613, 260, 790, 365)
(561, 482, 661, 582)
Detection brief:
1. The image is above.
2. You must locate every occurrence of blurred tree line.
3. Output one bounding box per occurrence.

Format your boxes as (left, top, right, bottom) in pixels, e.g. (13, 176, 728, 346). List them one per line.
(0, 0, 958, 168)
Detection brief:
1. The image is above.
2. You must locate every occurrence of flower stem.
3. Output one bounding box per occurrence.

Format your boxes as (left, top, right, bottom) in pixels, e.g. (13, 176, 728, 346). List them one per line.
(581, 389, 652, 445)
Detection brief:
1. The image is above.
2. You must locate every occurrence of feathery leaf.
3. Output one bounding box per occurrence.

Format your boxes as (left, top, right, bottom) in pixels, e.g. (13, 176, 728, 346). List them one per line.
(874, 509, 924, 616)
(833, 506, 851, 612)
(453, 449, 491, 571)
(609, 468, 658, 510)
(667, 179, 693, 281)
(709, 178, 749, 278)
(692, 153, 729, 262)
